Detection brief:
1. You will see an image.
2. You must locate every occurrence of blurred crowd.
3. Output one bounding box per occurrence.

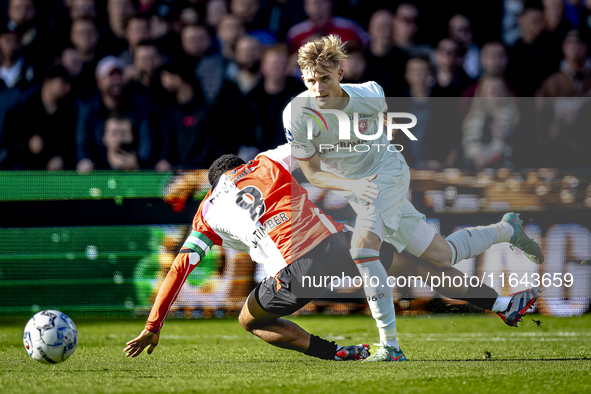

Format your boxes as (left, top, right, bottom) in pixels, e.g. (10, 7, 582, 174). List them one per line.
(0, 0, 589, 172)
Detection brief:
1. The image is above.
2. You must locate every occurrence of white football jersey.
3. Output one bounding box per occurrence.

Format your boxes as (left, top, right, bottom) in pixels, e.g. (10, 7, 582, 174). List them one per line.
(283, 81, 409, 180)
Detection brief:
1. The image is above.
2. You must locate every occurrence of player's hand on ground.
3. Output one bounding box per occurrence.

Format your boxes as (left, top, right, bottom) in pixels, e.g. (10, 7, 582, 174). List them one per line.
(349, 174, 379, 204)
(124, 329, 160, 357)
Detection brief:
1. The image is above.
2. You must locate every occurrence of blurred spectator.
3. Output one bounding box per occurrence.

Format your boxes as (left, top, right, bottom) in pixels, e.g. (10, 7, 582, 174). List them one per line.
(401, 56, 460, 169)
(4, 66, 76, 170)
(157, 62, 218, 170)
(231, 0, 265, 32)
(69, 18, 100, 98)
(462, 76, 520, 169)
(365, 9, 408, 96)
(0, 85, 36, 168)
(392, 3, 430, 57)
(502, 0, 525, 46)
(126, 40, 163, 96)
(507, 0, 558, 96)
(51, 0, 98, 45)
(537, 30, 591, 96)
(60, 46, 84, 78)
(247, 44, 303, 150)
(341, 50, 371, 84)
(76, 56, 153, 172)
(125, 40, 163, 171)
(206, 0, 228, 29)
(449, 14, 480, 79)
(535, 29, 591, 167)
(0, 27, 36, 89)
(60, 43, 95, 100)
(96, 0, 137, 59)
(149, 2, 181, 59)
(537, 96, 591, 167)
(405, 56, 435, 99)
(256, 0, 307, 42)
(580, 0, 591, 43)
(226, 35, 262, 94)
(181, 24, 213, 68)
(6, 0, 50, 66)
(432, 38, 472, 97)
(543, 0, 573, 47)
(102, 112, 140, 170)
(69, 0, 97, 20)
(178, 5, 199, 26)
(138, 0, 157, 14)
(286, 0, 369, 54)
(480, 42, 510, 79)
(119, 15, 151, 67)
(217, 13, 246, 60)
(71, 18, 99, 64)
(461, 42, 512, 110)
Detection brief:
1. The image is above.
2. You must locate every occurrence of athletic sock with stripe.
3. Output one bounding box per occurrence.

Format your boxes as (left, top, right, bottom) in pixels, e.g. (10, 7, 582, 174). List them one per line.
(351, 248, 398, 348)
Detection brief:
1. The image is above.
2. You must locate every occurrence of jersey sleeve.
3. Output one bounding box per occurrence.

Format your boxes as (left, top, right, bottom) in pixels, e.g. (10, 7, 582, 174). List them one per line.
(283, 102, 317, 161)
(377, 83, 387, 113)
(145, 200, 222, 334)
(366, 81, 387, 113)
(258, 143, 293, 172)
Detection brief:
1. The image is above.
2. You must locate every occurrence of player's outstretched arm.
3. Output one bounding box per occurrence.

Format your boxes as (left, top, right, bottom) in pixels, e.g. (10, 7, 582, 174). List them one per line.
(124, 329, 160, 357)
(298, 154, 379, 204)
(123, 251, 202, 357)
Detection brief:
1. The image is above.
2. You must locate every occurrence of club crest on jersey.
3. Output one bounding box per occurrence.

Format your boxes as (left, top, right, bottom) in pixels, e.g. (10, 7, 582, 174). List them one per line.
(358, 119, 368, 134)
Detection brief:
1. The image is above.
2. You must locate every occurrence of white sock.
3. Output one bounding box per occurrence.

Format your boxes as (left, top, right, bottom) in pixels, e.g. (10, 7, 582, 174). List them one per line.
(351, 248, 397, 346)
(446, 224, 503, 266)
(384, 338, 400, 350)
(491, 296, 512, 312)
(493, 221, 514, 243)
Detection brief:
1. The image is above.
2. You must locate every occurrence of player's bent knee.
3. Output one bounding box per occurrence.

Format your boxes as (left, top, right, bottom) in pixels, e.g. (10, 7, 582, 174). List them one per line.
(239, 291, 279, 332)
(350, 226, 383, 251)
(419, 234, 452, 268)
(238, 310, 254, 332)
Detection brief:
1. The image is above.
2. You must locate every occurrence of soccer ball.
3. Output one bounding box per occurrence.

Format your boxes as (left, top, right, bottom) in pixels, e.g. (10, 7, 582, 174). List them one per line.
(23, 310, 78, 364)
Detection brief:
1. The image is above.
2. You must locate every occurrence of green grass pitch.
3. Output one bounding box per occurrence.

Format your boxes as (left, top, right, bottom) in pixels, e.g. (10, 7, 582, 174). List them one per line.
(1, 313, 590, 393)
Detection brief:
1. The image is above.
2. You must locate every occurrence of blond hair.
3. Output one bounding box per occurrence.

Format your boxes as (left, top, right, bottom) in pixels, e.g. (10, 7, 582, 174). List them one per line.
(297, 35, 348, 73)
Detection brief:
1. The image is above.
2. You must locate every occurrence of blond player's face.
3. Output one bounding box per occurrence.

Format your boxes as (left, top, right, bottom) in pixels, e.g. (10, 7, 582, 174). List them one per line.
(302, 63, 344, 109)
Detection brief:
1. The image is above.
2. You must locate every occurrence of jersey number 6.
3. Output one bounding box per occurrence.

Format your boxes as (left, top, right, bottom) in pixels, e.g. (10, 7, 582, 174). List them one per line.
(235, 186, 266, 221)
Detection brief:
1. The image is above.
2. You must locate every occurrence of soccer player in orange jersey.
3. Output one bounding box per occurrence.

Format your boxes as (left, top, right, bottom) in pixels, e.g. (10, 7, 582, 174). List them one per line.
(124, 145, 540, 361)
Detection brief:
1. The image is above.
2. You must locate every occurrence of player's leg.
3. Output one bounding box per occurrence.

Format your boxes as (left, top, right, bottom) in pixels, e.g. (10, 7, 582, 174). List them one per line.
(388, 251, 500, 309)
(418, 213, 543, 269)
(386, 244, 540, 326)
(350, 223, 400, 353)
(239, 291, 370, 360)
(398, 219, 517, 312)
(238, 291, 311, 352)
(239, 244, 370, 360)
(418, 223, 506, 269)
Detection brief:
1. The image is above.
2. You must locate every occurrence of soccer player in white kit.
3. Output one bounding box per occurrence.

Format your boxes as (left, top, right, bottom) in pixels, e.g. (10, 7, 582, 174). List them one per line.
(283, 35, 544, 361)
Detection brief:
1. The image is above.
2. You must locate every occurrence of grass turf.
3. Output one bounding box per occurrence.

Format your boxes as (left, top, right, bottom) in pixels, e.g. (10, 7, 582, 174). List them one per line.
(1, 313, 590, 393)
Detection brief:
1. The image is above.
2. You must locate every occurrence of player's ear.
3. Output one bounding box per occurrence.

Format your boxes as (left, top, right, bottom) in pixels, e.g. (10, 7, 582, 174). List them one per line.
(337, 66, 344, 81)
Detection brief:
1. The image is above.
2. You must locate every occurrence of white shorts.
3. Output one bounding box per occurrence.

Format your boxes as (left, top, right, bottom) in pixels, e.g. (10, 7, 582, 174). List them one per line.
(353, 198, 431, 254)
(340, 168, 430, 253)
